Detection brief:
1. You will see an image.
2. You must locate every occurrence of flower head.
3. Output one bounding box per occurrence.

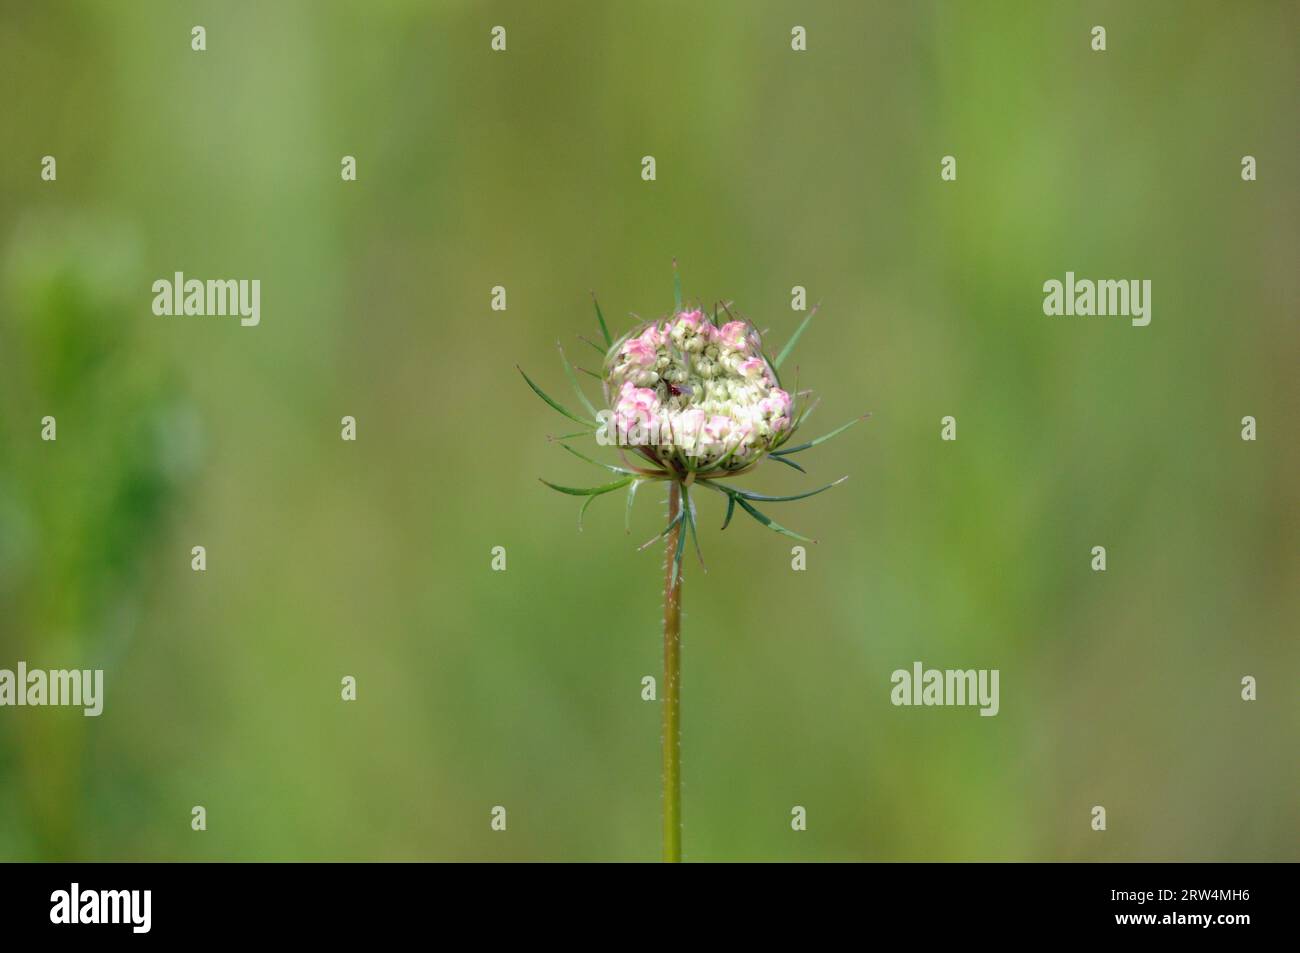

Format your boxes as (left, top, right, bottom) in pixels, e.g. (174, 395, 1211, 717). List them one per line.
(604, 312, 793, 473)
(520, 266, 867, 580)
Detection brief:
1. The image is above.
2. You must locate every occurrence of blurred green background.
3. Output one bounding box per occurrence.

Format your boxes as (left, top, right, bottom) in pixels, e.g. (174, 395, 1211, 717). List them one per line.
(1, 0, 1296, 861)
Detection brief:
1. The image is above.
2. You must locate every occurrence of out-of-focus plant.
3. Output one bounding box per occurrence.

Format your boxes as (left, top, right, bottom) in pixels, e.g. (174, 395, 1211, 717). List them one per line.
(0, 213, 201, 858)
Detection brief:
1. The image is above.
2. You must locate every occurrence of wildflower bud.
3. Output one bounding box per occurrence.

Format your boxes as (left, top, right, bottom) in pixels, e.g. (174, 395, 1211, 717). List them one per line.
(605, 311, 793, 472)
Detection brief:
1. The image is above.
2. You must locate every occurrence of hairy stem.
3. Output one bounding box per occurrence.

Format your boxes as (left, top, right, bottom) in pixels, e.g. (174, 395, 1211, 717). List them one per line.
(662, 481, 683, 862)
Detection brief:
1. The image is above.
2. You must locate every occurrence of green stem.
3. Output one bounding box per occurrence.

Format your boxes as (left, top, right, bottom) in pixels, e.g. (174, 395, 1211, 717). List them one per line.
(662, 481, 683, 862)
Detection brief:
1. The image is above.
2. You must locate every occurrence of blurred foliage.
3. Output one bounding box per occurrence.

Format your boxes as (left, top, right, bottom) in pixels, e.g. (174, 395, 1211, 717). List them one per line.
(0, 0, 1296, 861)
